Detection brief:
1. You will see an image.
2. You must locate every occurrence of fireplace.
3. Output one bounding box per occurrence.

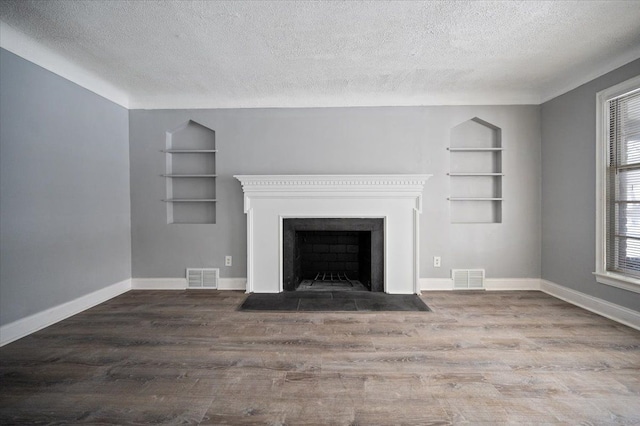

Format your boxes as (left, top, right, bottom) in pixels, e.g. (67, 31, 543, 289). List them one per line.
(235, 174, 431, 294)
(282, 218, 384, 291)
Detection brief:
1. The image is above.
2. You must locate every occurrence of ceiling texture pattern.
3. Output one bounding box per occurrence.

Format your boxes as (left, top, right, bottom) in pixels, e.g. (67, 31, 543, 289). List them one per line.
(1, 0, 639, 109)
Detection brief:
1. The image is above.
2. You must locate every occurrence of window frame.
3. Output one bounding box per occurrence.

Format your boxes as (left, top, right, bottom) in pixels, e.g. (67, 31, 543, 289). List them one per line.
(595, 74, 640, 294)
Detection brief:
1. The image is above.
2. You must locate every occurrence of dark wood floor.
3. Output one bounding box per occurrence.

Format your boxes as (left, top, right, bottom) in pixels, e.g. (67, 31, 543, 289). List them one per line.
(1, 290, 639, 425)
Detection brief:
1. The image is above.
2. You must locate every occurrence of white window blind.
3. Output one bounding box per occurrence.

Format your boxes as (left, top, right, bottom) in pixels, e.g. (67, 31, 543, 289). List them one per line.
(607, 89, 640, 277)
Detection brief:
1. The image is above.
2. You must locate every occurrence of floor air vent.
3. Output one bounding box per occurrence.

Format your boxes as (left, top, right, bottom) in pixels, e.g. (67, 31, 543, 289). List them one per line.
(452, 269, 485, 289)
(186, 268, 219, 289)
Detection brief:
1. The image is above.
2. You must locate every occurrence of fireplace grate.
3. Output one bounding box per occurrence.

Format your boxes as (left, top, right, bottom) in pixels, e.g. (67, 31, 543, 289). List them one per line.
(311, 272, 354, 287)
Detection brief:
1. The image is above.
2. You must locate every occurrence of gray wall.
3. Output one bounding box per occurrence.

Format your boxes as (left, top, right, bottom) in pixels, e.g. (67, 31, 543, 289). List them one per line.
(0, 49, 131, 326)
(3, 42, 638, 325)
(541, 58, 640, 311)
(130, 106, 541, 281)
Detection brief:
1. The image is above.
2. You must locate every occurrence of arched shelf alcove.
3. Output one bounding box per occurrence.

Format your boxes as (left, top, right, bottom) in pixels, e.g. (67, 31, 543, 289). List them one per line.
(448, 117, 502, 224)
(162, 120, 217, 224)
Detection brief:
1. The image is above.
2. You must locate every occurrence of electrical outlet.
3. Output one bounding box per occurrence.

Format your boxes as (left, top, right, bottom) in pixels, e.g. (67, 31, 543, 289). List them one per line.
(225, 256, 232, 266)
(433, 256, 441, 268)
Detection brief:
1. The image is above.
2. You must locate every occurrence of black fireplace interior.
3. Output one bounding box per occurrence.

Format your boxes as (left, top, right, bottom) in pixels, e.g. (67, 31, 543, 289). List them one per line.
(297, 230, 370, 283)
(283, 218, 383, 292)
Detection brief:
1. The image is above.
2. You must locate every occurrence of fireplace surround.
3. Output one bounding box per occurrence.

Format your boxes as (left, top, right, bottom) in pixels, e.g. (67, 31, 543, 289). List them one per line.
(282, 218, 384, 292)
(235, 174, 431, 294)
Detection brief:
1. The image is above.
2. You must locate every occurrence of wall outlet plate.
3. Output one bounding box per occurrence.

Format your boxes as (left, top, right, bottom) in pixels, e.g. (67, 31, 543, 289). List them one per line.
(225, 256, 232, 266)
(434, 256, 441, 267)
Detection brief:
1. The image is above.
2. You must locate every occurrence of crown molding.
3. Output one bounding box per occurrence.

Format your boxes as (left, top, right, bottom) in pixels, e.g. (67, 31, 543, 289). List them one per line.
(539, 47, 640, 104)
(128, 92, 540, 110)
(2, 19, 638, 110)
(0, 21, 130, 109)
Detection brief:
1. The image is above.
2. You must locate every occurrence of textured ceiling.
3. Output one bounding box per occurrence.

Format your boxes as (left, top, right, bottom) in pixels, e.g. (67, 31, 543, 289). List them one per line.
(1, 0, 639, 108)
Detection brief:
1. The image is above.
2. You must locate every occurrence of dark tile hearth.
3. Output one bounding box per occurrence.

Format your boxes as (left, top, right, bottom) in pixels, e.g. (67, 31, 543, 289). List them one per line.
(239, 291, 430, 312)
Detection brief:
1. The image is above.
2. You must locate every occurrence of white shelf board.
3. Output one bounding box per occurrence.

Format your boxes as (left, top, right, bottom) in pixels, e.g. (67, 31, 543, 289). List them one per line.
(162, 149, 218, 153)
(448, 197, 503, 201)
(162, 199, 218, 202)
(448, 173, 504, 176)
(448, 147, 503, 152)
(162, 174, 217, 177)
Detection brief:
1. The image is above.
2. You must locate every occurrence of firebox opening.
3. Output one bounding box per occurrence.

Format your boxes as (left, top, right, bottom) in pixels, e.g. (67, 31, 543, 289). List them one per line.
(295, 231, 372, 291)
(283, 218, 384, 292)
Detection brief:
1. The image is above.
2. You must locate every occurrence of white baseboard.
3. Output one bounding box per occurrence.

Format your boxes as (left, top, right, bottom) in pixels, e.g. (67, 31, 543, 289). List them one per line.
(4, 276, 633, 347)
(540, 279, 640, 331)
(131, 278, 187, 290)
(421, 277, 638, 329)
(485, 278, 541, 291)
(131, 277, 247, 291)
(420, 278, 541, 291)
(420, 278, 454, 290)
(218, 278, 247, 291)
(0, 278, 131, 347)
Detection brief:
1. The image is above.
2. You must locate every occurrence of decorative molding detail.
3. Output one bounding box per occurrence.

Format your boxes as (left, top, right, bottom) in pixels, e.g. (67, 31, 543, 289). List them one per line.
(0, 21, 130, 108)
(541, 279, 640, 331)
(0, 279, 130, 347)
(234, 174, 432, 194)
(236, 174, 431, 294)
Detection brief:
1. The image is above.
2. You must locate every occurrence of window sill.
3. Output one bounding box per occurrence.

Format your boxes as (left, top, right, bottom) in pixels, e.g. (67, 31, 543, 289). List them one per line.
(593, 271, 640, 294)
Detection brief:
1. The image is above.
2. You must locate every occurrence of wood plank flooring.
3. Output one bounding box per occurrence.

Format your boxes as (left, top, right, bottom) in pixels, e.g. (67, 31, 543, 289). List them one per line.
(1, 290, 639, 425)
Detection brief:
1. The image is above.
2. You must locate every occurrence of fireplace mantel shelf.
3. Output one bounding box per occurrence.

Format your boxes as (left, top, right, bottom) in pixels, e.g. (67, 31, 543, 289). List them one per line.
(234, 174, 431, 193)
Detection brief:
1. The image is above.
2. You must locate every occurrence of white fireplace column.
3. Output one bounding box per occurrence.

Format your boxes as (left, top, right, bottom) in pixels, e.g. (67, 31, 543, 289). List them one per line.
(234, 175, 431, 294)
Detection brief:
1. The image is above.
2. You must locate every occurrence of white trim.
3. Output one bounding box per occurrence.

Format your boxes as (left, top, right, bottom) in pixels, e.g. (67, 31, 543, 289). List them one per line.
(236, 174, 430, 295)
(234, 174, 431, 194)
(246, 206, 254, 293)
(420, 278, 541, 291)
(383, 216, 389, 294)
(131, 278, 187, 290)
(128, 91, 539, 110)
(595, 75, 640, 294)
(217, 278, 247, 291)
(413, 197, 422, 294)
(0, 279, 131, 347)
(420, 278, 454, 291)
(593, 272, 640, 294)
(279, 216, 285, 293)
(0, 21, 129, 108)
(540, 279, 640, 331)
(131, 277, 246, 291)
(540, 48, 640, 104)
(1, 18, 637, 110)
(484, 278, 541, 291)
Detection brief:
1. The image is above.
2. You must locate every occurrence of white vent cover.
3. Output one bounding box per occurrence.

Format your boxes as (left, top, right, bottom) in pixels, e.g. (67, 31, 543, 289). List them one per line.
(186, 268, 219, 289)
(452, 269, 485, 289)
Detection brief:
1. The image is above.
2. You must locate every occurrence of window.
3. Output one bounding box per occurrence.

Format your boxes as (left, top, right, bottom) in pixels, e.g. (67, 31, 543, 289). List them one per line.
(595, 75, 640, 293)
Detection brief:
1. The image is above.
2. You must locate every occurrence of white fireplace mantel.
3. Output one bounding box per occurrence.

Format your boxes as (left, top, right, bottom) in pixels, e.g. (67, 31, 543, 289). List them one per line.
(234, 174, 431, 294)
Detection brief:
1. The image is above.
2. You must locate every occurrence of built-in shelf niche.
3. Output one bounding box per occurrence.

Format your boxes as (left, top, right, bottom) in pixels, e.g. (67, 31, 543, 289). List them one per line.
(163, 120, 216, 224)
(449, 117, 502, 224)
